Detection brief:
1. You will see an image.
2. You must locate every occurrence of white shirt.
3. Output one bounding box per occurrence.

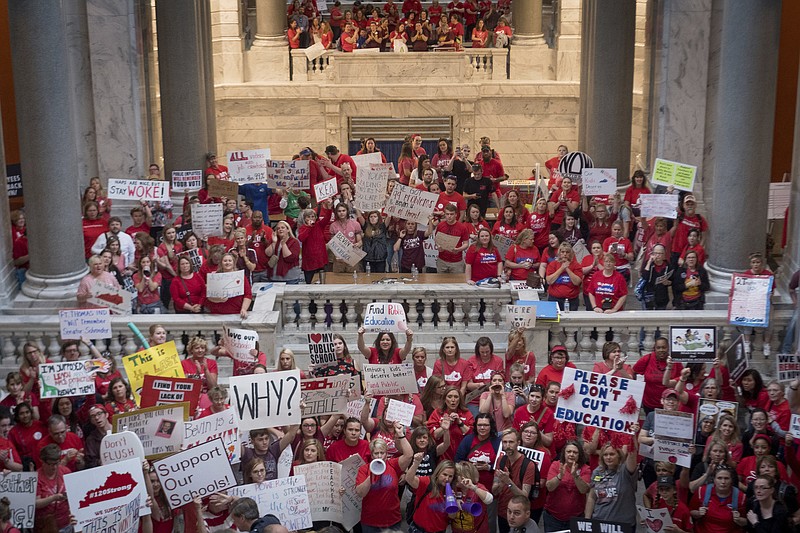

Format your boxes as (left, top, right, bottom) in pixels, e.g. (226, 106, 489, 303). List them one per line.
(91, 230, 135, 267)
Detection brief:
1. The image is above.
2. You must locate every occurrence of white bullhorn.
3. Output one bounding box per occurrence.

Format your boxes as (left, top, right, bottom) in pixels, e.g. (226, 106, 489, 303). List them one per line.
(369, 458, 386, 475)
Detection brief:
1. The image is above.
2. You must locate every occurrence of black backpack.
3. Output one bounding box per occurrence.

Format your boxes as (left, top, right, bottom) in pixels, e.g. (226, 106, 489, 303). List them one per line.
(515, 455, 541, 501)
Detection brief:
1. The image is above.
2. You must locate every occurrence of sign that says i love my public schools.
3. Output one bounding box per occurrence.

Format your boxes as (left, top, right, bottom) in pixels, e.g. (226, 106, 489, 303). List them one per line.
(107, 179, 170, 202)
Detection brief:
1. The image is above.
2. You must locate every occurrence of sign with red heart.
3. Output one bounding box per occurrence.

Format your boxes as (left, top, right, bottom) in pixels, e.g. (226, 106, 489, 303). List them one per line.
(308, 332, 337, 367)
(636, 506, 673, 533)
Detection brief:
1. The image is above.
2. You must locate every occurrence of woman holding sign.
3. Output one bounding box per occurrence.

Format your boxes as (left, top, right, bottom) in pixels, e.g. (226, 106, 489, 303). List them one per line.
(170, 255, 206, 313)
(584, 432, 640, 529)
(205, 253, 252, 318)
(181, 336, 218, 402)
(358, 328, 413, 364)
(465, 228, 502, 284)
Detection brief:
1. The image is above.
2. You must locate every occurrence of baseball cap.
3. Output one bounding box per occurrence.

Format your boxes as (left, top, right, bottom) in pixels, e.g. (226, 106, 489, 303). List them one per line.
(657, 476, 673, 487)
(205, 151, 216, 160)
(550, 345, 568, 355)
(683, 194, 697, 204)
(661, 388, 678, 399)
(299, 148, 313, 156)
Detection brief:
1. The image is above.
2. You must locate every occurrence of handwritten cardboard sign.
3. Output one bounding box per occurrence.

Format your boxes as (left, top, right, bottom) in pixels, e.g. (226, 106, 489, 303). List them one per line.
(637, 507, 674, 533)
(155, 438, 237, 510)
(384, 183, 438, 225)
(669, 326, 716, 362)
(107, 178, 170, 202)
(505, 304, 537, 330)
(385, 398, 415, 426)
(100, 430, 145, 466)
(327, 231, 367, 267)
(140, 375, 202, 413)
(171, 170, 203, 192)
(59, 308, 112, 340)
(183, 408, 241, 464)
(653, 409, 694, 467)
(122, 341, 185, 405)
(363, 363, 418, 396)
(434, 230, 461, 252)
(113, 403, 189, 460)
(651, 158, 697, 192)
(555, 367, 645, 434)
(639, 194, 680, 219)
(314, 177, 338, 203)
(729, 274, 773, 328)
(340, 454, 364, 530)
(39, 361, 95, 399)
(363, 301, 408, 332)
(581, 168, 617, 196)
(294, 462, 343, 523)
(0, 471, 37, 529)
(308, 332, 336, 367)
(89, 282, 132, 315)
(207, 177, 240, 199)
(227, 149, 271, 184)
(229, 370, 302, 431)
(492, 233, 514, 258)
(266, 159, 310, 188)
(227, 476, 312, 531)
(354, 162, 391, 212)
(206, 269, 245, 298)
(190, 203, 224, 239)
(223, 326, 259, 363)
(64, 458, 149, 530)
(301, 374, 351, 417)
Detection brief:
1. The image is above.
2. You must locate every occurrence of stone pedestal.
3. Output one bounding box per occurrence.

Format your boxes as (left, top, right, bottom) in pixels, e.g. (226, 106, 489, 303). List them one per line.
(9, 0, 88, 301)
(510, 38, 555, 80)
(706, 1, 781, 292)
(245, 38, 291, 82)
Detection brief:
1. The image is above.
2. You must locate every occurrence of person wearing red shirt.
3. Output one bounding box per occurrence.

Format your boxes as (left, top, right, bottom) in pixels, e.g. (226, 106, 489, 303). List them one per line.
(358, 328, 414, 364)
(492, 206, 526, 240)
(125, 206, 152, 237)
(652, 476, 693, 532)
(436, 176, 468, 218)
(545, 242, 583, 311)
(34, 415, 84, 471)
(432, 337, 470, 394)
(245, 211, 275, 283)
(340, 22, 358, 51)
(476, 146, 505, 195)
(528, 198, 552, 252)
(465, 228, 502, 284)
(587, 252, 628, 314)
(504, 229, 540, 281)
(543, 441, 592, 531)
(427, 387, 473, 460)
(632, 337, 683, 412)
(322, 145, 358, 186)
(622, 170, 651, 213)
(433, 204, 471, 273)
(602, 220, 634, 281)
(204, 152, 230, 181)
(82, 202, 109, 259)
(670, 194, 708, 265)
(402, 0, 422, 16)
(447, 2, 464, 21)
(689, 467, 747, 532)
(35, 444, 72, 531)
(204, 253, 252, 317)
(513, 386, 555, 444)
(464, 337, 504, 410)
(766, 380, 791, 434)
(8, 402, 46, 464)
(429, 0, 444, 24)
(287, 19, 303, 48)
(297, 203, 333, 283)
(544, 145, 568, 183)
(547, 177, 580, 229)
(678, 229, 707, 266)
(535, 346, 577, 388)
(327, 418, 372, 463)
(405, 460, 457, 533)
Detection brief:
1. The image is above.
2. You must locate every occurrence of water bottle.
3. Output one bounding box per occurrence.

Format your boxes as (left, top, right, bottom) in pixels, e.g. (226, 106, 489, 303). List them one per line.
(353, 270, 358, 284)
(366, 262, 371, 276)
(411, 264, 419, 281)
(563, 300, 570, 314)
(391, 255, 398, 273)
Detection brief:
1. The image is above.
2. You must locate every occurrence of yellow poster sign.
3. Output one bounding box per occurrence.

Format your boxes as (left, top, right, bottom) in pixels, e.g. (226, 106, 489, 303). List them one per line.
(651, 158, 697, 192)
(122, 341, 185, 405)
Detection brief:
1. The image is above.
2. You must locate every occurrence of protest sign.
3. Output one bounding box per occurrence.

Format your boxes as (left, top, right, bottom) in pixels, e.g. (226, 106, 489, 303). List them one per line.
(778, 353, 800, 382)
(669, 326, 716, 362)
(266, 159, 310, 188)
(155, 438, 237, 510)
(791, 414, 800, 439)
(304, 41, 326, 61)
(59, 308, 111, 340)
(107, 178, 170, 202)
(171, 170, 203, 192)
(385, 398, 416, 427)
(39, 361, 95, 399)
(651, 158, 697, 192)
(327, 231, 367, 267)
(363, 363, 418, 396)
(695, 398, 738, 441)
(639, 194, 680, 219)
(725, 334, 748, 383)
(122, 341, 185, 404)
(308, 332, 337, 367)
(227, 149, 271, 184)
(228, 476, 312, 531)
(224, 326, 259, 364)
(581, 168, 617, 196)
(572, 240, 590, 262)
(301, 374, 351, 417)
(424, 235, 438, 268)
(178, 247, 203, 272)
(492, 233, 514, 259)
(363, 301, 408, 332)
(207, 269, 245, 298)
(351, 152, 384, 178)
(82, 493, 141, 533)
(190, 203, 224, 239)
(278, 445, 293, 478)
(653, 409, 694, 467)
(570, 518, 633, 533)
(518, 446, 545, 470)
(554, 368, 645, 434)
(637, 507, 674, 533)
(100, 430, 145, 465)
(385, 183, 438, 225)
(768, 182, 791, 220)
(89, 282, 131, 315)
(0, 471, 36, 529)
(140, 375, 202, 412)
(113, 403, 188, 459)
(434, 230, 461, 252)
(729, 274, 773, 327)
(184, 407, 241, 463)
(354, 163, 390, 212)
(340, 454, 365, 530)
(314, 177, 338, 203)
(64, 458, 149, 530)
(207, 176, 240, 199)
(294, 462, 343, 523)
(229, 370, 302, 431)
(505, 304, 537, 330)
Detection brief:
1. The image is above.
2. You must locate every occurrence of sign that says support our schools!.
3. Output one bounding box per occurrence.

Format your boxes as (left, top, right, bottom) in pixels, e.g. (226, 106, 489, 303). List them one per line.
(107, 179, 170, 202)
(229, 370, 302, 431)
(555, 367, 644, 434)
(362, 302, 408, 332)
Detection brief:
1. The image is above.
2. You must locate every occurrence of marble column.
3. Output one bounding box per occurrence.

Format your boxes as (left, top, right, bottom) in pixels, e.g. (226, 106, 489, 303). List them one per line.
(509, 0, 553, 80)
(200, 0, 218, 150)
(245, 0, 290, 82)
(156, 0, 213, 178)
(555, 0, 582, 82)
(578, 0, 636, 183)
(0, 108, 19, 307)
(705, 1, 781, 292)
(8, 1, 89, 299)
(210, 0, 245, 84)
(777, 51, 800, 302)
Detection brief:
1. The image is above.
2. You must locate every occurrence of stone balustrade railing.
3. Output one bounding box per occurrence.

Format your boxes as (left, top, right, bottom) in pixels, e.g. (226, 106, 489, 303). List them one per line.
(290, 48, 509, 83)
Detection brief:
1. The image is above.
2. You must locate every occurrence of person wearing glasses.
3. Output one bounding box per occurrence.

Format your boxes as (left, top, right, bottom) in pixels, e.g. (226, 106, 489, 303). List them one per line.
(35, 444, 71, 531)
(84, 404, 113, 468)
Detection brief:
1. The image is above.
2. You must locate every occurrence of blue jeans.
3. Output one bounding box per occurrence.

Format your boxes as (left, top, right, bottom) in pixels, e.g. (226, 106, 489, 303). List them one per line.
(542, 509, 570, 532)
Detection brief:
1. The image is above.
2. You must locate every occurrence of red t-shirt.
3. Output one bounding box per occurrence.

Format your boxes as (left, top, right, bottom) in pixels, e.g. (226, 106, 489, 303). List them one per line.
(689, 485, 746, 533)
(433, 358, 471, 388)
(204, 276, 252, 315)
(513, 404, 555, 433)
(544, 461, 592, 521)
(459, 438, 497, 490)
(529, 212, 551, 250)
(246, 226, 275, 273)
(466, 355, 504, 404)
(170, 273, 206, 312)
(411, 476, 449, 532)
(451, 482, 490, 533)
(548, 188, 580, 226)
(356, 457, 404, 527)
(427, 408, 473, 460)
(632, 353, 684, 409)
(672, 214, 708, 253)
(8, 421, 47, 459)
(436, 191, 467, 216)
(504, 352, 536, 383)
(465, 246, 501, 282)
(623, 186, 650, 207)
(368, 347, 403, 364)
(768, 399, 791, 431)
(492, 220, 526, 240)
(602, 236, 634, 269)
(83, 218, 109, 258)
(326, 438, 371, 463)
(581, 255, 601, 295)
(36, 465, 72, 529)
(34, 432, 84, 469)
(586, 270, 628, 309)
(181, 357, 219, 394)
(505, 245, 540, 281)
(535, 363, 576, 388)
(652, 497, 693, 531)
(435, 221, 471, 263)
(545, 259, 583, 300)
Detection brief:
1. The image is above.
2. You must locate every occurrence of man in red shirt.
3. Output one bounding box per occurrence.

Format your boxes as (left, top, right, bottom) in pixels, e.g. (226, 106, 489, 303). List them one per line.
(35, 415, 85, 471)
(246, 211, 275, 283)
(326, 417, 371, 462)
(435, 176, 467, 219)
(205, 152, 230, 181)
(493, 429, 536, 533)
(340, 23, 358, 52)
(477, 145, 506, 199)
(670, 194, 708, 265)
(321, 145, 358, 186)
(433, 204, 471, 273)
(125, 206, 152, 237)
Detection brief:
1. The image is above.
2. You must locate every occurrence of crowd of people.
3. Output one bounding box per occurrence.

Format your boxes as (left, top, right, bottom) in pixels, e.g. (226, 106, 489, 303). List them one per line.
(285, 0, 513, 52)
(2, 321, 800, 532)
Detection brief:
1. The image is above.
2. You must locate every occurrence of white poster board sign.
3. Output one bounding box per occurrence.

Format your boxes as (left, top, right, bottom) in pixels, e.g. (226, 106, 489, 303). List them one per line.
(228, 476, 312, 531)
(340, 454, 365, 530)
(265, 159, 310, 189)
(39, 361, 95, 399)
(227, 149, 271, 184)
(768, 182, 791, 220)
(304, 41, 327, 61)
(107, 179, 170, 202)
(555, 367, 645, 434)
(362, 301, 408, 332)
(100, 430, 146, 465)
(229, 370, 302, 431)
(653, 409, 694, 467)
(639, 194, 680, 219)
(88, 282, 131, 315)
(0, 471, 37, 529)
(384, 183, 438, 225)
(183, 408, 241, 464)
(223, 326, 258, 363)
(728, 274, 773, 328)
(293, 462, 343, 523)
(314, 177, 339, 203)
(351, 151, 384, 179)
(424, 235, 438, 268)
(327, 231, 367, 267)
(190, 203, 224, 239)
(637, 506, 674, 533)
(581, 168, 617, 196)
(354, 163, 391, 212)
(385, 398, 416, 427)
(113, 403, 188, 460)
(171, 170, 203, 192)
(206, 270, 245, 298)
(363, 363, 418, 396)
(59, 308, 112, 340)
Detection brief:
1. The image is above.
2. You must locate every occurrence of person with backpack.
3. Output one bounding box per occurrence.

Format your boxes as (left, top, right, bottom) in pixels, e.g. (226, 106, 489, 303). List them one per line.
(583, 432, 640, 530)
(492, 429, 536, 533)
(690, 465, 747, 532)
